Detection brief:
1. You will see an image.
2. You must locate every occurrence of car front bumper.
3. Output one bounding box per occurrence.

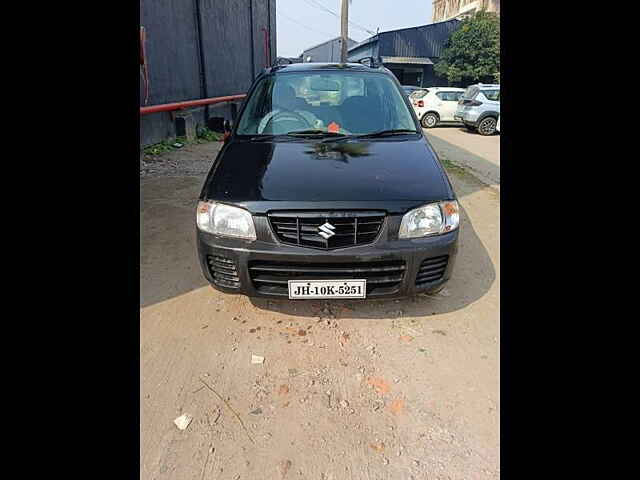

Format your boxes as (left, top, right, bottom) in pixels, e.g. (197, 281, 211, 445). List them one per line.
(197, 225, 459, 300)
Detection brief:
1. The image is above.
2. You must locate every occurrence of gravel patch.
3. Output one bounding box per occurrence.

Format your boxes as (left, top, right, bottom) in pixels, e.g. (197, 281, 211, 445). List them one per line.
(140, 141, 223, 178)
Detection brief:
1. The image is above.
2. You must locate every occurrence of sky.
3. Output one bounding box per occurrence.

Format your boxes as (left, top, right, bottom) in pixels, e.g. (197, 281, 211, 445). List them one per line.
(276, 0, 433, 58)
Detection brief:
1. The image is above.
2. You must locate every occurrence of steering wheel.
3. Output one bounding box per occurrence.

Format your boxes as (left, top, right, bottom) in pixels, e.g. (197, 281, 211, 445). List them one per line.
(264, 109, 311, 132)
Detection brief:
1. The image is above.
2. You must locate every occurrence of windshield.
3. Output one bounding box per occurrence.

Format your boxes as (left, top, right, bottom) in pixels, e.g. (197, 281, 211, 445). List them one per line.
(410, 89, 429, 99)
(236, 71, 418, 136)
(462, 86, 479, 100)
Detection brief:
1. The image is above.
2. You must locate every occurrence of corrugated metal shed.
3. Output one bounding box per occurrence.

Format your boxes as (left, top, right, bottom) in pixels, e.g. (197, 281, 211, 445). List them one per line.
(140, 0, 276, 146)
(276, 56, 303, 64)
(347, 20, 461, 88)
(379, 20, 460, 58)
(347, 36, 380, 61)
(302, 37, 357, 63)
(348, 19, 460, 62)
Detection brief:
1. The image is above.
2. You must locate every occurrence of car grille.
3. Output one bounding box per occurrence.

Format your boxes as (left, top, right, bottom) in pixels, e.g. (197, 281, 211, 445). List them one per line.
(248, 260, 406, 296)
(206, 255, 240, 289)
(415, 255, 449, 286)
(268, 211, 385, 250)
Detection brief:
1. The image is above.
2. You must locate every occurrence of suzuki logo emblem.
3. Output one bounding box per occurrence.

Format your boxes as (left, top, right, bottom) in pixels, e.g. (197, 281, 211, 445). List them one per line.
(318, 222, 336, 239)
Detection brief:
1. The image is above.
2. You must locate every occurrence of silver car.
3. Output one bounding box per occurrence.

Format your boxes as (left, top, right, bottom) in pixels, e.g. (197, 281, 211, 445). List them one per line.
(454, 84, 500, 136)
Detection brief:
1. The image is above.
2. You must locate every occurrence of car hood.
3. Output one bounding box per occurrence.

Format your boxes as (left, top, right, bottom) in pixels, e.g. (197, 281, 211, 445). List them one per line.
(201, 137, 453, 213)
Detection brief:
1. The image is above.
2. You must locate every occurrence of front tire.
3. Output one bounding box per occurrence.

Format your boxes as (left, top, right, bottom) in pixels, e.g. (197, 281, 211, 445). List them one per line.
(478, 117, 497, 136)
(421, 113, 439, 129)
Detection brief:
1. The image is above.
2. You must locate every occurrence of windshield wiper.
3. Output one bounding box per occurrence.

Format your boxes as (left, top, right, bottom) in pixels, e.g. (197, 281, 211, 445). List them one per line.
(285, 130, 347, 138)
(250, 131, 347, 141)
(353, 129, 419, 139)
(249, 134, 299, 142)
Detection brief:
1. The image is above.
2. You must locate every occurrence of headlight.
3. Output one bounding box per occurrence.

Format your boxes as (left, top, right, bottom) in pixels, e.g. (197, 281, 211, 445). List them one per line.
(196, 201, 257, 240)
(399, 201, 459, 239)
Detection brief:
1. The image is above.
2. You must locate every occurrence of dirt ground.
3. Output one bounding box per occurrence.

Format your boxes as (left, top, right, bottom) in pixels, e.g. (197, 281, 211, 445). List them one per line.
(140, 137, 500, 479)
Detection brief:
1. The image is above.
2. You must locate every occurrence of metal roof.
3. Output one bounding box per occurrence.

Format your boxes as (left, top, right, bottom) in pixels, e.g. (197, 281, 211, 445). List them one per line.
(425, 86, 466, 91)
(349, 19, 461, 60)
(302, 36, 357, 54)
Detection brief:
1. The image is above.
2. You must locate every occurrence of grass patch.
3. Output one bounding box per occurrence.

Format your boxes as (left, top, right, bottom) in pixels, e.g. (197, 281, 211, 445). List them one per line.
(195, 127, 223, 143)
(440, 156, 494, 191)
(142, 127, 223, 156)
(440, 157, 470, 177)
(143, 139, 182, 156)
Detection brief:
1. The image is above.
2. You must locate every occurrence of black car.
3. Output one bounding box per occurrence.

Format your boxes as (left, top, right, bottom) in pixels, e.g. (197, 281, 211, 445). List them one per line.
(196, 62, 459, 300)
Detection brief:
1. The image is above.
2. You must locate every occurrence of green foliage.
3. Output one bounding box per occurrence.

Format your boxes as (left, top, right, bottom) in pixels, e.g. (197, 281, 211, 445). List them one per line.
(434, 11, 500, 86)
(143, 139, 180, 156)
(196, 127, 223, 143)
(142, 127, 223, 156)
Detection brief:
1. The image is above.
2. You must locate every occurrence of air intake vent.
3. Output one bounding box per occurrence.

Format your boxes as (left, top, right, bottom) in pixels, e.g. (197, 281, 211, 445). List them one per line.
(268, 211, 385, 250)
(249, 260, 406, 297)
(415, 255, 449, 286)
(206, 255, 240, 289)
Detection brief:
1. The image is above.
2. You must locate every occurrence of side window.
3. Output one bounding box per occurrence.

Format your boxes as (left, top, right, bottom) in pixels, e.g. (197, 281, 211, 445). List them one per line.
(482, 90, 500, 101)
(438, 92, 460, 101)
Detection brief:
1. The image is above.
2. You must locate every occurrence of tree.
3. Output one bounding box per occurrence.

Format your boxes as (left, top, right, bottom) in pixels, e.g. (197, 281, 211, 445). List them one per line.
(434, 11, 500, 86)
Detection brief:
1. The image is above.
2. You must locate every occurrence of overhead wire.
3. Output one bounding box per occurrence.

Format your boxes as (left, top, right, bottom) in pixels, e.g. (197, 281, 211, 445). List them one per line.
(302, 0, 377, 36)
(279, 11, 336, 37)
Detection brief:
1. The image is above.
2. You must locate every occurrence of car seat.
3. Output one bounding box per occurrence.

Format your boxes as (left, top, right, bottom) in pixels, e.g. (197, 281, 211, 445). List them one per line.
(340, 95, 385, 133)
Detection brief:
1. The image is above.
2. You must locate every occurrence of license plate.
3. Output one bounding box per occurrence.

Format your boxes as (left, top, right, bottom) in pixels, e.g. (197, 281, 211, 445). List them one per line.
(288, 279, 367, 299)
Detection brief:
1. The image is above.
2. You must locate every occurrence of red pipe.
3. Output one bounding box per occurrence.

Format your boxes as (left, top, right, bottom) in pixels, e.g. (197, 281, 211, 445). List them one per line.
(139, 94, 246, 115)
(261, 27, 270, 67)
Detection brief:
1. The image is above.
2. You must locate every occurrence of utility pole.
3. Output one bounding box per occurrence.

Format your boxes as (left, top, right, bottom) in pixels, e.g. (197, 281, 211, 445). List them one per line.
(340, 0, 349, 63)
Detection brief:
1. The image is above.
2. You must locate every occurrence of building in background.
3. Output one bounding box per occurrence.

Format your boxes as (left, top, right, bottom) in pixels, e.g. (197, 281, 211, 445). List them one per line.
(348, 20, 461, 87)
(432, 0, 500, 22)
(140, 0, 276, 146)
(301, 37, 357, 63)
(276, 56, 303, 64)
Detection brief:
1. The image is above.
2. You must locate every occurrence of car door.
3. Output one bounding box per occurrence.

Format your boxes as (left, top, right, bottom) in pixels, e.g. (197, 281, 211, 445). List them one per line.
(436, 91, 460, 121)
(481, 89, 501, 114)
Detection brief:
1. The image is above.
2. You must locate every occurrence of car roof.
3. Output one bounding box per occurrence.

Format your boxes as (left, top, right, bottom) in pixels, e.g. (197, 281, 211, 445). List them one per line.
(426, 87, 465, 91)
(266, 62, 387, 74)
(470, 83, 500, 89)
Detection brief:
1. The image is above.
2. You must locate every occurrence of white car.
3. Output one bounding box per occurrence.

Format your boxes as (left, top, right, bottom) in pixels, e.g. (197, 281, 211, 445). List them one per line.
(496, 115, 500, 133)
(410, 87, 466, 128)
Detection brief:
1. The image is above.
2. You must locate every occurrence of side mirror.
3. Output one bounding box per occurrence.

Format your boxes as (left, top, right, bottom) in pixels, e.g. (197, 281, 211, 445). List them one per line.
(223, 119, 232, 142)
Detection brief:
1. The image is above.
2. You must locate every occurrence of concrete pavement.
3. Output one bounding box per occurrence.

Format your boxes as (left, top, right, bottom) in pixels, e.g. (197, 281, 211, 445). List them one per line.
(425, 126, 500, 189)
